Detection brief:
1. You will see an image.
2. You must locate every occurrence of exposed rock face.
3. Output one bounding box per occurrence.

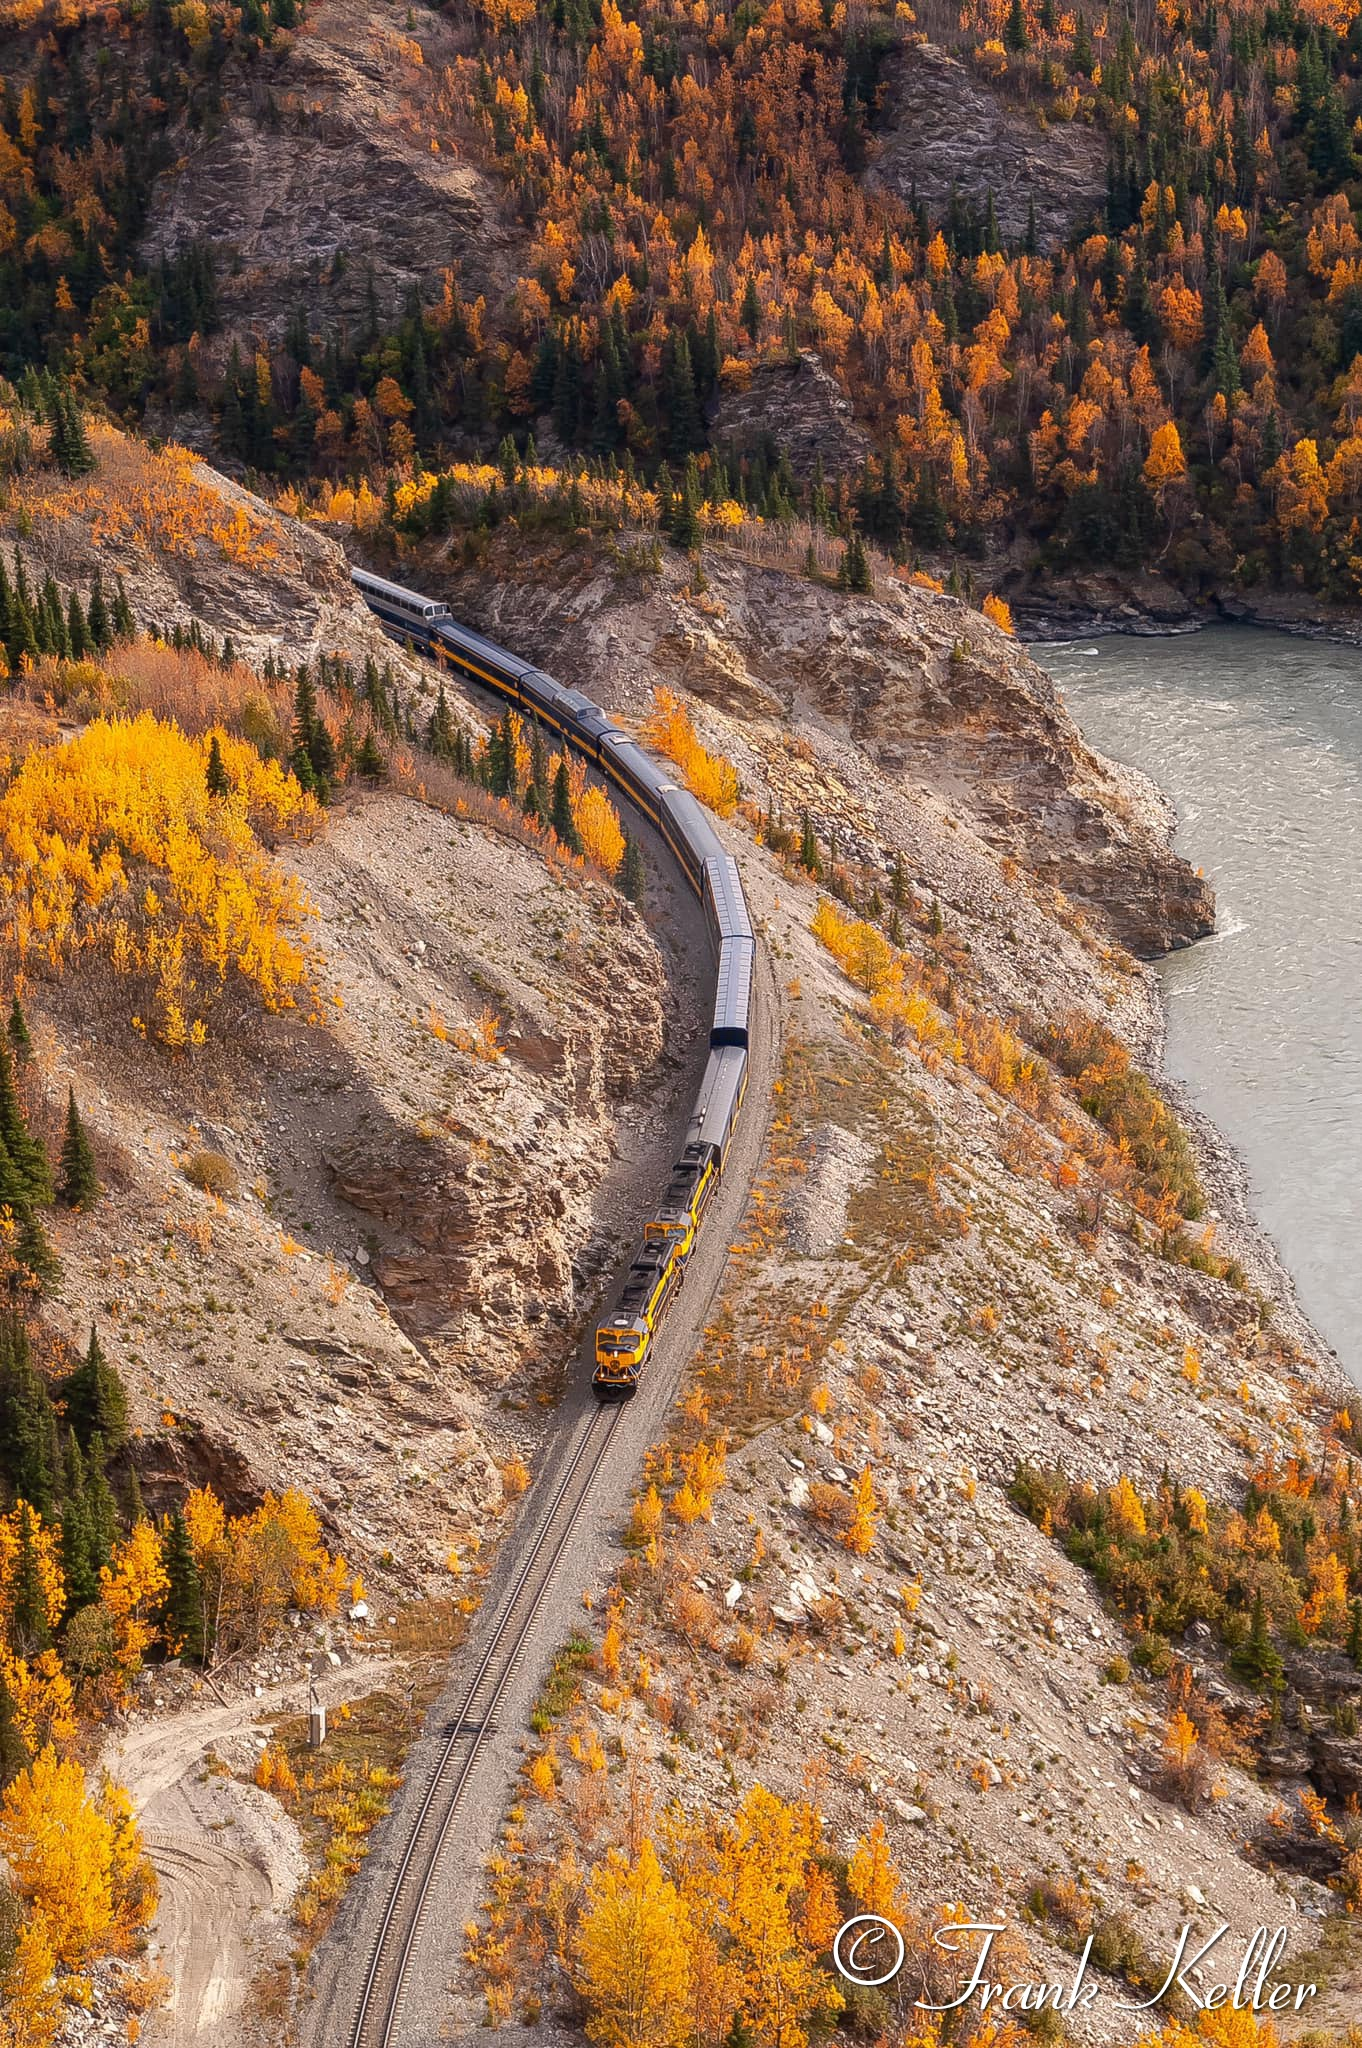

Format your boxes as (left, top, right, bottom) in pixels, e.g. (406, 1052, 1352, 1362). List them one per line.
(708, 351, 871, 480)
(288, 796, 668, 1386)
(141, 0, 520, 343)
(428, 537, 1214, 960)
(868, 43, 1106, 250)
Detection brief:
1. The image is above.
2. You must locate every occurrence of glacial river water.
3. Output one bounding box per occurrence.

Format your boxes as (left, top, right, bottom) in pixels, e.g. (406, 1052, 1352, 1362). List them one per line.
(1036, 626, 1362, 1386)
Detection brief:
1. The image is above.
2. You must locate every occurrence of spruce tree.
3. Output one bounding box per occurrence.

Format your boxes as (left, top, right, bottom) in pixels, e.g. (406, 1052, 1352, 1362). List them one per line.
(1349, 1599, 1362, 1671)
(84, 1434, 117, 1572)
(0, 1668, 27, 1788)
(6, 997, 32, 1064)
(161, 1507, 204, 1661)
(59, 1431, 98, 1611)
(16, 1213, 59, 1296)
(619, 833, 646, 906)
(86, 573, 111, 651)
(66, 589, 89, 660)
(61, 1327, 128, 1453)
(205, 735, 231, 798)
(355, 728, 386, 780)
(0, 1316, 59, 1512)
(550, 760, 582, 852)
(57, 1089, 100, 1210)
(111, 577, 135, 641)
(10, 1505, 51, 1652)
(0, 1043, 51, 1207)
(426, 683, 456, 761)
(1230, 1589, 1284, 1692)
(799, 810, 820, 875)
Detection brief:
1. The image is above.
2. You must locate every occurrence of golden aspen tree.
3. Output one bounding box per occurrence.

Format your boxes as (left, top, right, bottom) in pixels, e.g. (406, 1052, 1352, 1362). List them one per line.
(573, 1839, 694, 2048)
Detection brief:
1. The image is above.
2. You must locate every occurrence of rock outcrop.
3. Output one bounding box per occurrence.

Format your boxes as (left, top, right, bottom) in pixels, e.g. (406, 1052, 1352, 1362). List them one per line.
(868, 42, 1106, 250)
(708, 351, 871, 481)
(421, 536, 1214, 960)
(141, 0, 521, 344)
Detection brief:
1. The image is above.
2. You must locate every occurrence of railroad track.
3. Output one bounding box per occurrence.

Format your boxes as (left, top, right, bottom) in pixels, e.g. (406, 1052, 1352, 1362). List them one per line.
(348, 1403, 621, 2048)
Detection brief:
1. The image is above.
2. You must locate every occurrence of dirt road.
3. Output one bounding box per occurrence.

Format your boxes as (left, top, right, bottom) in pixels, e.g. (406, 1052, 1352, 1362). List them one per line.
(108, 1661, 395, 2047)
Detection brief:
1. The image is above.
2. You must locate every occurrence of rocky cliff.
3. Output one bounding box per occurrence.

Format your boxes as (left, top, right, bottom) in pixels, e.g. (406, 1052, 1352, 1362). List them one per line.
(406, 533, 1214, 960)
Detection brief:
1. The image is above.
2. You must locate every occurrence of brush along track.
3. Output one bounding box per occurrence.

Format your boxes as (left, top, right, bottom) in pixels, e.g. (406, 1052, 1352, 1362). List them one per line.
(349, 1402, 620, 2048)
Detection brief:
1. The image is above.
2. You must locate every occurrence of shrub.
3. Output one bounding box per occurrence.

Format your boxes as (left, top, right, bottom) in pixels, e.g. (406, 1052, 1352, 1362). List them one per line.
(182, 1150, 239, 1199)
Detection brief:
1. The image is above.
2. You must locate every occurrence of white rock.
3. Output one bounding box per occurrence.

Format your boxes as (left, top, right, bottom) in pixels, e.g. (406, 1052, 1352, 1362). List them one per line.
(349, 1601, 370, 1622)
(724, 1582, 743, 1609)
(893, 1800, 928, 1823)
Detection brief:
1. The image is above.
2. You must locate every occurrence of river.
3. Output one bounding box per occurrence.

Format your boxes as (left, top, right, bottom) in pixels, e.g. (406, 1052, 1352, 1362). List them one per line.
(1036, 625, 1362, 1387)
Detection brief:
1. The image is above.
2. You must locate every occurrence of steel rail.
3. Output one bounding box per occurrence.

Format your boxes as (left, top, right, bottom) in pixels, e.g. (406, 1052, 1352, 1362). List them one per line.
(349, 1402, 620, 2047)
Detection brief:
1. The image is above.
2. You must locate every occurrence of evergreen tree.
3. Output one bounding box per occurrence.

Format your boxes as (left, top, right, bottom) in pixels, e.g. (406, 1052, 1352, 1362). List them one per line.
(1348, 1599, 1362, 1671)
(111, 577, 135, 642)
(0, 1668, 27, 1788)
(355, 728, 386, 779)
(84, 1434, 117, 1573)
(161, 1507, 204, 1661)
(86, 573, 111, 652)
(426, 682, 457, 762)
(0, 1044, 51, 1208)
(619, 833, 646, 906)
(1230, 1589, 1284, 1692)
(6, 997, 32, 1065)
(838, 531, 872, 594)
(10, 1505, 51, 1653)
(57, 1089, 100, 1210)
(486, 712, 515, 798)
(550, 760, 582, 852)
(59, 1431, 97, 1611)
(66, 589, 89, 661)
(61, 1327, 128, 1453)
(0, 1317, 59, 1512)
(205, 735, 231, 798)
(15, 1213, 59, 1296)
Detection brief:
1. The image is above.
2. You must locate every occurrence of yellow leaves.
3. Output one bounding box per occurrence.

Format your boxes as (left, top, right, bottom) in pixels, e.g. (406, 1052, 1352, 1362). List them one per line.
(527, 1750, 559, 1801)
(255, 1744, 299, 1802)
(576, 784, 625, 876)
(843, 1463, 877, 1556)
(185, 1484, 347, 1654)
(1158, 277, 1203, 352)
(501, 1455, 531, 1497)
(0, 1505, 65, 1643)
(981, 594, 1014, 635)
(1108, 1474, 1148, 1538)
(1270, 437, 1331, 537)
(846, 1818, 900, 1916)
(640, 687, 739, 817)
(1144, 420, 1187, 491)
(1182, 1487, 1210, 1536)
(1299, 1543, 1350, 1637)
(0, 714, 320, 1045)
(98, 1521, 169, 1681)
(1163, 1706, 1200, 1770)
(1, 1648, 76, 1757)
(0, 1914, 62, 2048)
(573, 1840, 693, 2048)
(0, 1746, 157, 1973)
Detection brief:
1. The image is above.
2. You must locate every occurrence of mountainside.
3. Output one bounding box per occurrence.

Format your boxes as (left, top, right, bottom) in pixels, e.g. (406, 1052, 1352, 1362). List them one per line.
(391, 528, 1214, 960)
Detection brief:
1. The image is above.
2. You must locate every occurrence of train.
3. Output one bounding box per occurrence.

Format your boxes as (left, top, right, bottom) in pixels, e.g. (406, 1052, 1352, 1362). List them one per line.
(350, 565, 754, 1400)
